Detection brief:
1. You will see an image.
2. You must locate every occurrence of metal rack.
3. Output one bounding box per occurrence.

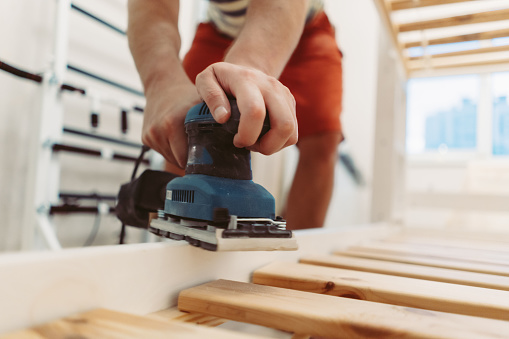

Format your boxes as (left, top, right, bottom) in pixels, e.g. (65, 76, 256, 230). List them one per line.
(18, 0, 150, 251)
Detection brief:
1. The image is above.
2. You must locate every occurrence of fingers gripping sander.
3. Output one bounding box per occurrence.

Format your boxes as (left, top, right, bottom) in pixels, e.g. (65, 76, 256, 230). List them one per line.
(149, 100, 298, 251)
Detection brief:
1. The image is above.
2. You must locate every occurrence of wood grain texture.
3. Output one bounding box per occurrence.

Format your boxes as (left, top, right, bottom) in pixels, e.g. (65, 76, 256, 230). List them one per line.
(300, 254, 509, 291)
(178, 279, 509, 339)
(335, 249, 509, 277)
(1, 309, 267, 339)
(148, 308, 226, 327)
(403, 28, 509, 48)
(390, 0, 474, 11)
(253, 262, 509, 321)
(398, 8, 509, 32)
(0, 223, 397, 334)
(383, 235, 509, 255)
(350, 241, 509, 266)
(409, 44, 509, 60)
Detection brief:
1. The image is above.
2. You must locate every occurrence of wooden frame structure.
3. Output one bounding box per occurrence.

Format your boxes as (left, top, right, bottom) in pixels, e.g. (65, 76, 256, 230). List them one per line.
(3, 224, 509, 338)
(374, 0, 509, 75)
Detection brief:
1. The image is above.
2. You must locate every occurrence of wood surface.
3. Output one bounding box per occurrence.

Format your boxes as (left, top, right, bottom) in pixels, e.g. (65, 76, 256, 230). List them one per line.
(398, 8, 509, 32)
(349, 241, 509, 266)
(1, 309, 267, 339)
(409, 44, 509, 60)
(178, 279, 509, 339)
(148, 308, 226, 327)
(390, 0, 474, 11)
(0, 223, 397, 334)
(403, 28, 509, 48)
(253, 262, 509, 321)
(335, 248, 509, 277)
(383, 235, 509, 255)
(300, 254, 509, 291)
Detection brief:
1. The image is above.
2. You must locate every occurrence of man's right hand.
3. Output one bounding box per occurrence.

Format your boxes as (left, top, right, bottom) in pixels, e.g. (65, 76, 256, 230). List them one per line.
(141, 81, 201, 169)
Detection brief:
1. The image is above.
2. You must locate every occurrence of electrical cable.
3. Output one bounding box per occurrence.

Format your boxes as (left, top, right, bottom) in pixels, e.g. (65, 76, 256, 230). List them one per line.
(83, 200, 102, 246)
(119, 145, 151, 244)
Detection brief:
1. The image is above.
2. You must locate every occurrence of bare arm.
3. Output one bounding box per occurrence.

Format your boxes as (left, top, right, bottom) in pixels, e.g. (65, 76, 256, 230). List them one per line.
(127, 0, 200, 168)
(127, 0, 307, 167)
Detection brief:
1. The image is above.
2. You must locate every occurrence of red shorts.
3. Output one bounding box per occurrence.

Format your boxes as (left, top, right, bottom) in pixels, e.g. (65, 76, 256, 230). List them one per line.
(182, 12, 343, 139)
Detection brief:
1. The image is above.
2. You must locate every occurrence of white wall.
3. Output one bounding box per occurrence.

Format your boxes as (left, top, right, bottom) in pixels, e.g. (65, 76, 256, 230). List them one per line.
(322, 0, 383, 228)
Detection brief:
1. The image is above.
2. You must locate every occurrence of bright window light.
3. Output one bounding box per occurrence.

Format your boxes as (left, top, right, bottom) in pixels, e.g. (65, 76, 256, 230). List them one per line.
(406, 74, 480, 154)
(408, 41, 481, 58)
(492, 72, 509, 156)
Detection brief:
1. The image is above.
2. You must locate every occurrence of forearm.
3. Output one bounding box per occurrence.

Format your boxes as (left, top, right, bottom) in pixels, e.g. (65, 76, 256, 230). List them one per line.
(225, 0, 309, 78)
(127, 0, 191, 97)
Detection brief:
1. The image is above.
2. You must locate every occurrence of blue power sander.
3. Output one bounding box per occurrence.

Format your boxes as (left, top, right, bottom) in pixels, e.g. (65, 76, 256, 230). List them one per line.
(148, 100, 297, 251)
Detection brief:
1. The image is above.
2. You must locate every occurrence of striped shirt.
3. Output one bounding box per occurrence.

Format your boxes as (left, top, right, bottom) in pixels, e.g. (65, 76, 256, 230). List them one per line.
(207, 0, 324, 38)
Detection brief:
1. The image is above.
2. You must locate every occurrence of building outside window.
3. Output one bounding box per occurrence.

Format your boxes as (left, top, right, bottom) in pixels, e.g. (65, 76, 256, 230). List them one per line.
(406, 74, 480, 154)
(492, 72, 509, 156)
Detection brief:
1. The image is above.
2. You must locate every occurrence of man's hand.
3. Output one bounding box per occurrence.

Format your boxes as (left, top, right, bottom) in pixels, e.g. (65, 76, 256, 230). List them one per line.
(196, 62, 298, 155)
(142, 81, 201, 168)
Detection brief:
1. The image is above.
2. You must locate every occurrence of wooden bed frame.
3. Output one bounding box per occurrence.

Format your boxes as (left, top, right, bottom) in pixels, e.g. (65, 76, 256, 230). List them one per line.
(3, 223, 509, 338)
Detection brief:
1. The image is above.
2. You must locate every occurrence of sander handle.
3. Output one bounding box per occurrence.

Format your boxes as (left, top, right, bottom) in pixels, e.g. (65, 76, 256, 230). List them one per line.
(222, 99, 271, 139)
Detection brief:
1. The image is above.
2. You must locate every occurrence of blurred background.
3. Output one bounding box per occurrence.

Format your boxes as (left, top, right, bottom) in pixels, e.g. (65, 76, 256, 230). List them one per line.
(1, 0, 508, 252)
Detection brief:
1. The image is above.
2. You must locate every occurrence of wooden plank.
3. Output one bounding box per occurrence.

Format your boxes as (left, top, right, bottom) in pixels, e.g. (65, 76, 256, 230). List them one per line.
(380, 237, 509, 258)
(0, 223, 397, 334)
(148, 308, 226, 327)
(349, 241, 509, 266)
(300, 254, 509, 291)
(404, 28, 509, 48)
(253, 262, 509, 321)
(179, 279, 509, 339)
(335, 248, 509, 276)
(384, 235, 509, 254)
(390, 0, 475, 11)
(409, 44, 509, 60)
(404, 227, 509, 244)
(398, 9, 509, 32)
(418, 57, 509, 70)
(1, 309, 267, 339)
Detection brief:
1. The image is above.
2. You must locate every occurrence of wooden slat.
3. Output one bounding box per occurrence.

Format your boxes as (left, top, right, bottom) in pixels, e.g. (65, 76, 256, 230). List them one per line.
(409, 44, 509, 60)
(404, 28, 509, 48)
(398, 9, 509, 32)
(335, 249, 509, 276)
(390, 0, 475, 11)
(404, 227, 509, 244)
(178, 279, 509, 339)
(384, 235, 509, 254)
(1, 309, 267, 339)
(253, 262, 509, 321)
(418, 56, 509, 70)
(300, 254, 509, 291)
(350, 241, 509, 266)
(148, 308, 226, 327)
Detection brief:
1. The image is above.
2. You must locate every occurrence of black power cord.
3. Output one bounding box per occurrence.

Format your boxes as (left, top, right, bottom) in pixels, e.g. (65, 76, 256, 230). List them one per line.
(83, 199, 102, 247)
(119, 145, 150, 244)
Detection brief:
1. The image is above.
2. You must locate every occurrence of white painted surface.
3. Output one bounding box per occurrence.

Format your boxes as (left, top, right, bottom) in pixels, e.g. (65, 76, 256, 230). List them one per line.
(0, 223, 396, 334)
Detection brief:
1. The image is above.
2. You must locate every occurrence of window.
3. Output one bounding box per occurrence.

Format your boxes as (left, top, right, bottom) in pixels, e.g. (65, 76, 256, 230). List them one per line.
(406, 74, 480, 154)
(492, 72, 509, 156)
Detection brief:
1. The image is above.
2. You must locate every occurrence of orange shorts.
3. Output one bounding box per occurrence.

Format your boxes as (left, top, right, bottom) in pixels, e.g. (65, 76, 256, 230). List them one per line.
(182, 11, 343, 140)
